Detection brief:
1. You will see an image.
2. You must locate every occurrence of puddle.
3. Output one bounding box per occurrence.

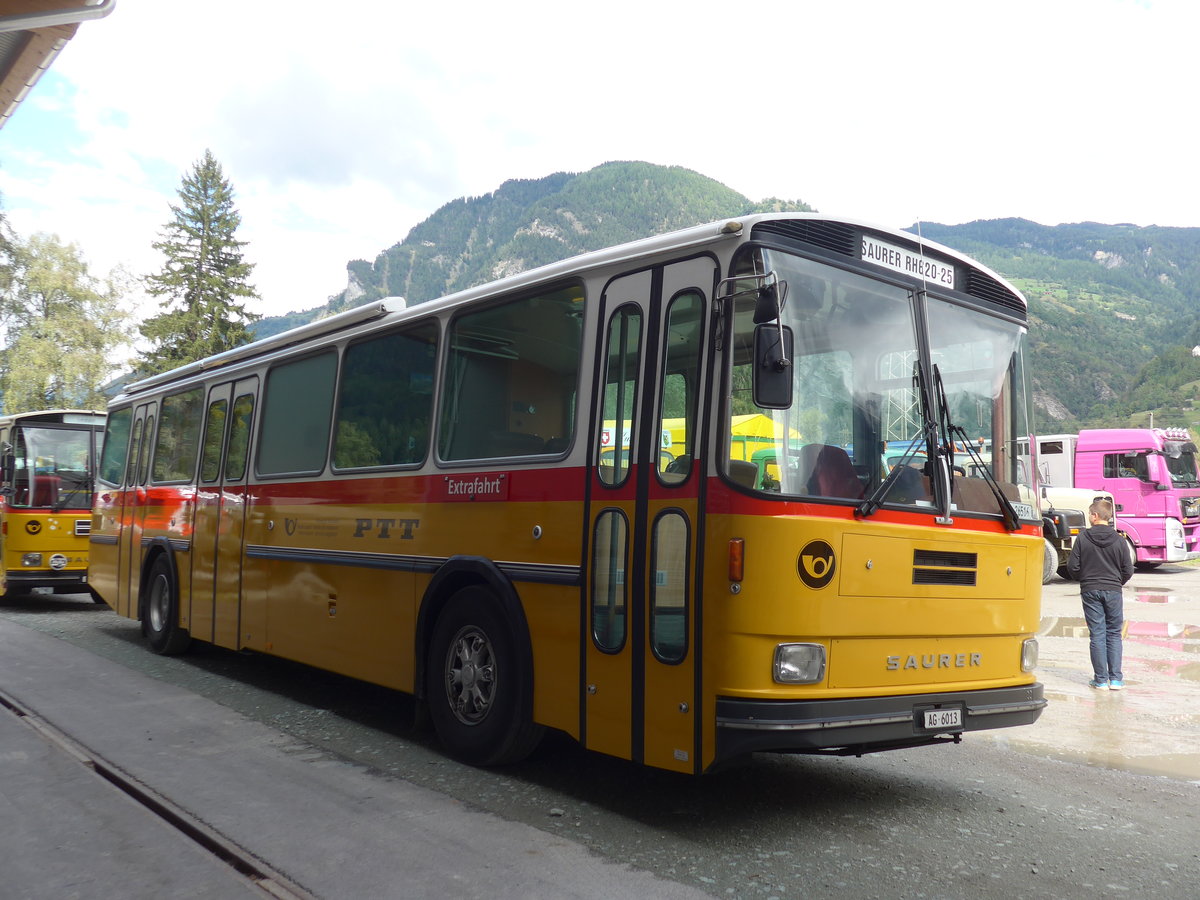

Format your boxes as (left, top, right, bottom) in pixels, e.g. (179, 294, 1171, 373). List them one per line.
(1132, 590, 1182, 604)
(1038, 616, 1200, 658)
(1140, 657, 1200, 683)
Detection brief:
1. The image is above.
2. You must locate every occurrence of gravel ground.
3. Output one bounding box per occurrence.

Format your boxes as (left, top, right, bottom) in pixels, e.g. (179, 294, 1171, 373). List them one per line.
(2, 586, 1198, 899)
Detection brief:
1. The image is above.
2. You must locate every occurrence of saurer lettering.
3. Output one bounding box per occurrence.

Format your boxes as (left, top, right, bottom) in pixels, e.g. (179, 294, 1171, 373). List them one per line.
(886, 652, 982, 671)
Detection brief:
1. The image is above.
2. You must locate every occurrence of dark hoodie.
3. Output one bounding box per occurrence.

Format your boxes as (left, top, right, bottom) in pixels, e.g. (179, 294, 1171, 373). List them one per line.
(1066, 523, 1134, 592)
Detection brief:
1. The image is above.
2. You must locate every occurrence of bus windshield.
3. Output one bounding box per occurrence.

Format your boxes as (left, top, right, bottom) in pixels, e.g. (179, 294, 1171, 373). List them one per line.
(8, 425, 96, 510)
(727, 246, 1034, 516)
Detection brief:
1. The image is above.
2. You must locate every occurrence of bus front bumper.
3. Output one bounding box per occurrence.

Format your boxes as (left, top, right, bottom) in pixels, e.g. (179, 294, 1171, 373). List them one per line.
(4, 571, 90, 595)
(715, 683, 1045, 761)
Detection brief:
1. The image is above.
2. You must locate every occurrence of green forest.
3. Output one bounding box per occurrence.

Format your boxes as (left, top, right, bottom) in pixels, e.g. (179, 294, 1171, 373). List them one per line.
(245, 162, 1200, 435)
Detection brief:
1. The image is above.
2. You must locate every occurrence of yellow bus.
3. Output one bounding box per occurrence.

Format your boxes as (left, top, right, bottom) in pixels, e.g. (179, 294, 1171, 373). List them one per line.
(90, 214, 1045, 773)
(1, 409, 106, 599)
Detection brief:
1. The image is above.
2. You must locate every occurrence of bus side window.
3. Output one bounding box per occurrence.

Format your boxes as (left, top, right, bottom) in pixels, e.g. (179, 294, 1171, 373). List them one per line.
(98, 407, 133, 487)
(225, 394, 255, 481)
(152, 388, 205, 483)
(598, 305, 642, 487)
(258, 351, 338, 477)
(334, 323, 437, 469)
(199, 398, 228, 484)
(124, 417, 144, 488)
(657, 290, 704, 486)
(439, 285, 583, 462)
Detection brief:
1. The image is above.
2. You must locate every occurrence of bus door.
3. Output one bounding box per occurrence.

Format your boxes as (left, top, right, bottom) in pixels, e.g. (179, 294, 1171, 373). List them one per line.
(585, 256, 714, 774)
(190, 378, 257, 649)
(117, 403, 155, 621)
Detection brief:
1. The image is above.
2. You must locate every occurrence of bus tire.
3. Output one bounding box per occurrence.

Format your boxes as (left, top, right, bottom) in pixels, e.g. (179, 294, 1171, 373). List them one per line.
(141, 555, 191, 656)
(426, 586, 543, 766)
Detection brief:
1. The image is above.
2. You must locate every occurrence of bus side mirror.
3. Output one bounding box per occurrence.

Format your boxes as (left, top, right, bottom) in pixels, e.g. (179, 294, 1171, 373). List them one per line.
(753, 324, 793, 409)
(0, 451, 13, 494)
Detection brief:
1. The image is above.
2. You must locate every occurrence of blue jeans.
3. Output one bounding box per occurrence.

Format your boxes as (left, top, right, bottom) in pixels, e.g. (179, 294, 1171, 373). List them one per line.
(1081, 589, 1124, 682)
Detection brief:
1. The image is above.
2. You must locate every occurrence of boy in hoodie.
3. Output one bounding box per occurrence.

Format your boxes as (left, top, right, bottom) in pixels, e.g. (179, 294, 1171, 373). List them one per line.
(1067, 498, 1134, 690)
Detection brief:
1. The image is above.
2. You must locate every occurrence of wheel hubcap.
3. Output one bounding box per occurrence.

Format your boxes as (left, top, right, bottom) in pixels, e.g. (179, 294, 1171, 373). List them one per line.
(445, 626, 496, 725)
(148, 574, 168, 633)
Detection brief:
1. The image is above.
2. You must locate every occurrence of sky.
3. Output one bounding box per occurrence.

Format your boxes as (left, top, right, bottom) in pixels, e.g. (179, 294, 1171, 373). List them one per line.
(2, 0, 1198, 320)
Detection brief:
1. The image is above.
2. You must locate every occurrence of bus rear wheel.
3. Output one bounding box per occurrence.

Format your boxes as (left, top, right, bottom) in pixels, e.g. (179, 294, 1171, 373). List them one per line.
(426, 586, 543, 766)
(141, 555, 191, 656)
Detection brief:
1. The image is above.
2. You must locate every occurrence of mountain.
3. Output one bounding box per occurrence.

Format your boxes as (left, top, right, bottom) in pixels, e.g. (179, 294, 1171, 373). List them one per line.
(914, 219, 1200, 428)
(253, 162, 1200, 432)
(253, 161, 810, 340)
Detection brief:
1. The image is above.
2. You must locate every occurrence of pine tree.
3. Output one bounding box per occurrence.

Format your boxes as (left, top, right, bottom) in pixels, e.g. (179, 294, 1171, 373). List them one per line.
(139, 149, 259, 375)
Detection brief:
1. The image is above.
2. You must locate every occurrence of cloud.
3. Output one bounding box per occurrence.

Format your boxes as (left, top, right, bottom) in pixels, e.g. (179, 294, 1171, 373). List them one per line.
(3, 0, 1199, 319)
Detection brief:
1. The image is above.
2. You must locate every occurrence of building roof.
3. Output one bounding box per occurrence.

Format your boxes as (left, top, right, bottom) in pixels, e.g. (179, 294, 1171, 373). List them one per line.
(0, 0, 114, 130)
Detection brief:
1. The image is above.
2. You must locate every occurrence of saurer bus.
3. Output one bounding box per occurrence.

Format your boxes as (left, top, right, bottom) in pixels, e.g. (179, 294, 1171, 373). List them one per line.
(1, 409, 106, 599)
(90, 214, 1046, 773)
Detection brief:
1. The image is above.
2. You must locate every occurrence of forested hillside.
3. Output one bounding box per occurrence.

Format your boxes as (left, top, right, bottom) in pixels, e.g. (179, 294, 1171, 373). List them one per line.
(253, 163, 1200, 432)
(254, 162, 809, 340)
(916, 220, 1200, 428)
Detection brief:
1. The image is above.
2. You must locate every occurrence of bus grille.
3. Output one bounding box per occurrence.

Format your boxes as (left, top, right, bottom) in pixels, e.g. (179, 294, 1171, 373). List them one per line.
(75, 519, 91, 537)
(964, 269, 1025, 314)
(912, 549, 977, 586)
(752, 221, 1025, 313)
(752, 220, 857, 256)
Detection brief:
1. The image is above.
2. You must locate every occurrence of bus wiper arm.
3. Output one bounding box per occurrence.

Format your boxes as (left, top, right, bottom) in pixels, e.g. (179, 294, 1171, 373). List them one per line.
(856, 461, 907, 518)
(933, 366, 1021, 532)
(857, 364, 935, 518)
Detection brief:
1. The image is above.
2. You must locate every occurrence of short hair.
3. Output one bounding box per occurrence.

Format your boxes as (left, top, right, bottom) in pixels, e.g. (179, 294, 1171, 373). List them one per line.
(1089, 498, 1114, 523)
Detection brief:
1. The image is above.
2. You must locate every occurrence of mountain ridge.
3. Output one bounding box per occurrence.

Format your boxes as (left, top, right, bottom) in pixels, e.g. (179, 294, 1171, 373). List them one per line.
(253, 162, 1200, 431)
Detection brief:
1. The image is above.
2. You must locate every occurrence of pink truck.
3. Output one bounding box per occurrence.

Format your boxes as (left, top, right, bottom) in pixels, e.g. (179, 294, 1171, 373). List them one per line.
(1036, 428, 1200, 567)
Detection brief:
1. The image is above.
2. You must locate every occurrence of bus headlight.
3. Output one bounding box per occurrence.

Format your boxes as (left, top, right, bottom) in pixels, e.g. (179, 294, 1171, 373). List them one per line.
(21, 553, 43, 567)
(1021, 638, 1039, 672)
(774, 643, 826, 684)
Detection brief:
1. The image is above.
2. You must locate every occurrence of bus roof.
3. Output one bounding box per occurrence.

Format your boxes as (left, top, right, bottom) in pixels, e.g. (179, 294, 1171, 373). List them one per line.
(115, 213, 1026, 401)
(0, 409, 106, 427)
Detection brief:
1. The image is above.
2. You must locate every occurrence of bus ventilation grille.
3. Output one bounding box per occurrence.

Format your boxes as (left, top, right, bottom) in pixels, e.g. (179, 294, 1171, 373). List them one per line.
(74, 519, 91, 537)
(964, 269, 1025, 314)
(752, 220, 857, 257)
(911, 549, 977, 586)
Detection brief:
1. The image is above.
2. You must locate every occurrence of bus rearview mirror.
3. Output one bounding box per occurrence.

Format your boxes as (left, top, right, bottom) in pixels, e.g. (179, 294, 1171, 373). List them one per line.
(753, 324, 793, 409)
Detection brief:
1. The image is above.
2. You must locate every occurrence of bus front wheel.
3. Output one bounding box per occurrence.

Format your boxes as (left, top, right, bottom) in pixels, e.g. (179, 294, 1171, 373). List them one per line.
(426, 586, 543, 766)
(141, 556, 191, 656)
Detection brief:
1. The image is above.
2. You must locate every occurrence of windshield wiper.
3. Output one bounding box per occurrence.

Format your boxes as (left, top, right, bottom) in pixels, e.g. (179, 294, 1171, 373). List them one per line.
(857, 362, 937, 518)
(933, 365, 1021, 532)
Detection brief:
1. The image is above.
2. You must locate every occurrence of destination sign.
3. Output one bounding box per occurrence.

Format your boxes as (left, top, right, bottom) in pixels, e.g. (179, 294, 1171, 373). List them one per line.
(861, 235, 955, 288)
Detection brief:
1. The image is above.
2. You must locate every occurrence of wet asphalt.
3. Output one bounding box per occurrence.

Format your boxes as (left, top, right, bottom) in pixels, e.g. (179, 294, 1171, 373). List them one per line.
(1, 570, 1198, 898)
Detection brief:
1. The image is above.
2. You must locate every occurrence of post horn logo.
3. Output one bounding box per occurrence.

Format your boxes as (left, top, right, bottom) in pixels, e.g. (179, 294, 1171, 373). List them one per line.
(798, 540, 836, 589)
(25, 520, 41, 535)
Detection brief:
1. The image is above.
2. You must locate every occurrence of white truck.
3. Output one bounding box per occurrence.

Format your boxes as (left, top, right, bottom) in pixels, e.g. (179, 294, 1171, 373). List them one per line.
(1037, 484, 1113, 584)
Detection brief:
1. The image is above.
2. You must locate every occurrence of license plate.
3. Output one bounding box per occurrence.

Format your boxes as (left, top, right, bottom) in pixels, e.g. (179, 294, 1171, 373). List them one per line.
(1009, 501, 1035, 520)
(921, 706, 963, 731)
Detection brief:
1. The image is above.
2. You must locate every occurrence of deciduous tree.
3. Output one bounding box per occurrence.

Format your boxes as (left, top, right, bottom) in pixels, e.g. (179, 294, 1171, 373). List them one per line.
(0, 233, 129, 413)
